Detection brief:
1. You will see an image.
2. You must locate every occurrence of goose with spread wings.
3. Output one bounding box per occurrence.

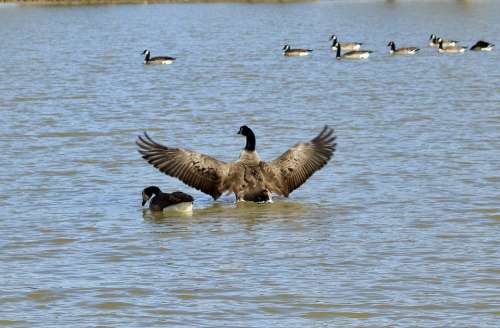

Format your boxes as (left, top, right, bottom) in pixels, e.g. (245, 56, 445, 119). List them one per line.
(137, 126, 336, 202)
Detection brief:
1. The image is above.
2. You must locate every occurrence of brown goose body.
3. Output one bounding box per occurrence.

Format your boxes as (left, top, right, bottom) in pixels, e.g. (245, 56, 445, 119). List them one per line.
(142, 49, 175, 65)
(282, 44, 313, 57)
(387, 41, 420, 55)
(330, 35, 362, 51)
(438, 40, 466, 53)
(137, 126, 336, 202)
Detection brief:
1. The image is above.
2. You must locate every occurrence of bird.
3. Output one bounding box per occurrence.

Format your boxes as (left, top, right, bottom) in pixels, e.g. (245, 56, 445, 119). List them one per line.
(142, 186, 193, 212)
(142, 49, 175, 65)
(137, 126, 336, 203)
(282, 44, 313, 57)
(430, 34, 459, 48)
(330, 34, 362, 51)
(335, 43, 372, 60)
(438, 39, 466, 53)
(387, 41, 420, 55)
(470, 40, 494, 51)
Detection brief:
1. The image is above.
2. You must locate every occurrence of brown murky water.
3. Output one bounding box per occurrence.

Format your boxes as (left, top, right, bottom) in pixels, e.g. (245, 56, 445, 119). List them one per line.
(0, 1, 499, 326)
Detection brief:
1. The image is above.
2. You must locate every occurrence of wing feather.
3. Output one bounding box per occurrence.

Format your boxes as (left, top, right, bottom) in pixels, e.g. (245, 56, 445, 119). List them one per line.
(265, 126, 336, 196)
(137, 132, 229, 199)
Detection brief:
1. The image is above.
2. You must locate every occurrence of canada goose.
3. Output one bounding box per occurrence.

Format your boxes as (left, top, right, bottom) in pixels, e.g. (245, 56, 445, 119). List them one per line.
(470, 40, 494, 51)
(438, 40, 466, 53)
(335, 43, 372, 60)
(329, 34, 362, 51)
(387, 41, 420, 55)
(429, 34, 459, 48)
(282, 44, 313, 57)
(142, 186, 193, 212)
(431, 35, 459, 48)
(142, 49, 175, 65)
(137, 126, 336, 203)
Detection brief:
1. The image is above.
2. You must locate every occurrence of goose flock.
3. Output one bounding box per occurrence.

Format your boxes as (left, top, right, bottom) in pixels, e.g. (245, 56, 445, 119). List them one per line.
(143, 33, 493, 65)
(138, 126, 336, 210)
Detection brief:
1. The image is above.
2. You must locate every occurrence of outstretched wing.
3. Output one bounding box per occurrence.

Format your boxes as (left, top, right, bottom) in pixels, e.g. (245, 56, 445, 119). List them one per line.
(264, 126, 336, 197)
(137, 132, 230, 200)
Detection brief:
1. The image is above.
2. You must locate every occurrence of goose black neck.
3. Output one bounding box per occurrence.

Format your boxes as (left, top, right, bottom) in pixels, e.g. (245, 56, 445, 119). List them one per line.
(336, 45, 341, 58)
(244, 130, 256, 151)
(390, 43, 396, 51)
(144, 52, 150, 62)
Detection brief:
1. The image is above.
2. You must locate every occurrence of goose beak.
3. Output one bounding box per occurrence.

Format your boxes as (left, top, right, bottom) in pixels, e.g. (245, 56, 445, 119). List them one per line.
(237, 128, 242, 135)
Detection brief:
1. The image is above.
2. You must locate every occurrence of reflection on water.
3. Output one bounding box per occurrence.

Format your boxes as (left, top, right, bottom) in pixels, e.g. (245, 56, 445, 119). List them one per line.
(0, 0, 499, 326)
(143, 200, 314, 226)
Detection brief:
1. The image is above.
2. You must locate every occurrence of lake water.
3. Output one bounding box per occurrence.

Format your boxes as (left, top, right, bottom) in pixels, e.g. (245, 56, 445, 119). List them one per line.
(0, 1, 499, 326)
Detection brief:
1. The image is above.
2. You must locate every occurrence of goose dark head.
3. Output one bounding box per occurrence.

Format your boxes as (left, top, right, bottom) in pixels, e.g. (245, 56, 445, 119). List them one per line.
(430, 34, 437, 41)
(142, 49, 149, 55)
(329, 34, 337, 41)
(237, 125, 256, 151)
(142, 186, 161, 206)
(282, 44, 290, 51)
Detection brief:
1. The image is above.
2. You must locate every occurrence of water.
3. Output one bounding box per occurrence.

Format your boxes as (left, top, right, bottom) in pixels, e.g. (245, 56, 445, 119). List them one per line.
(1, 1, 499, 326)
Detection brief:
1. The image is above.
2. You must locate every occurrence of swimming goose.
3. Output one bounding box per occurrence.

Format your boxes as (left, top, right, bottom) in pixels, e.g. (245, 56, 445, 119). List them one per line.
(137, 126, 336, 203)
(282, 44, 313, 57)
(335, 43, 372, 60)
(330, 34, 362, 51)
(142, 49, 175, 65)
(387, 41, 420, 55)
(429, 35, 459, 48)
(142, 186, 194, 212)
(470, 40, 494, 51)
(438, 40, 466, 53)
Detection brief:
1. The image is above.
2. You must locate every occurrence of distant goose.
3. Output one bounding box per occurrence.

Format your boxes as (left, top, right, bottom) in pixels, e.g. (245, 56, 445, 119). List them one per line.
(429, 34, 459, 48)
(142, 186, 193, 212)
(438, 40, 466, 53)
(142, 49, 175, 65)
(282, 44, 313, 57)
(470, 40, 494, 51)
(330, 34, 362, 51)
(137, 126, 336, 203)
(335, 43, 372, 60)
(387, 41, 420, 55)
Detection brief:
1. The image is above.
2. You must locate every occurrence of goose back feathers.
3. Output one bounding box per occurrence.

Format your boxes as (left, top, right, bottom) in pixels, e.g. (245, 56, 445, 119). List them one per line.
(137, 126, 336, 202)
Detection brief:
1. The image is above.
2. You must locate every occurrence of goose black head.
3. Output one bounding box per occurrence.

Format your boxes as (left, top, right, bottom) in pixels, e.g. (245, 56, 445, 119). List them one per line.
(387, 41, 396, 51)
(142, 49, 149, 55)
(282, 44, 290, 51)
(329, 34, 337, 41)
(142, 186, 161, 206)
(430, 34, 437, 41)
(237, 125, 256, 152)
